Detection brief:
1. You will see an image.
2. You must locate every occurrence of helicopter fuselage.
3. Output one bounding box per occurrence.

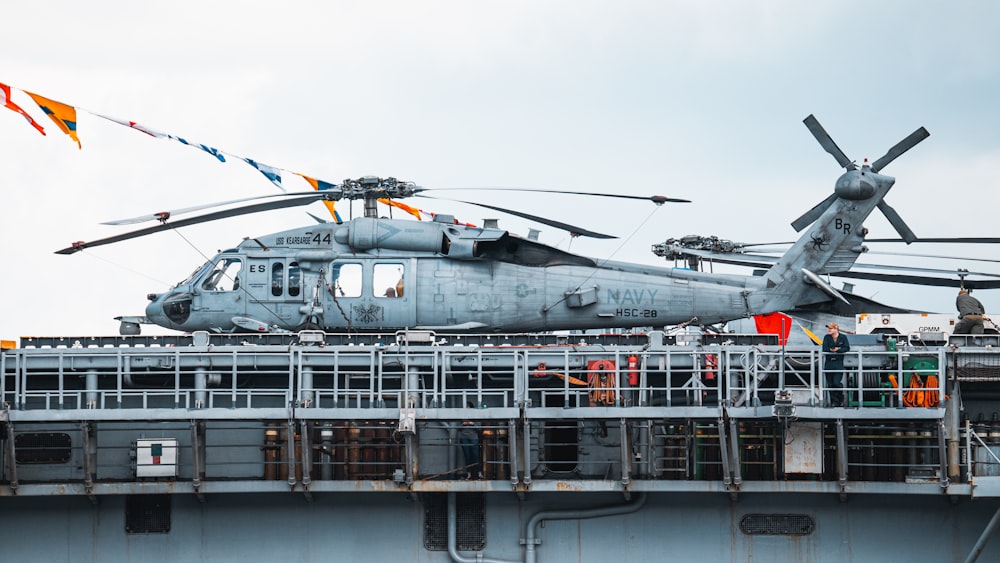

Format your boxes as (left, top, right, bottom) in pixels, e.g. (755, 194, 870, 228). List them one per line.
(142, 218, 762, 334)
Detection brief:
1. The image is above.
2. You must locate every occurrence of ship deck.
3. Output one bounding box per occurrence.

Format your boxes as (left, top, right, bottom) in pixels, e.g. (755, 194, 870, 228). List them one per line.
(4, 330, 1000, 561)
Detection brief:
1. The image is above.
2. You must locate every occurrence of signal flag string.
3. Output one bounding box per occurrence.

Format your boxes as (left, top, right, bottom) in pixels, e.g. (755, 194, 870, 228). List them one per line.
(0, 81, 389, 222)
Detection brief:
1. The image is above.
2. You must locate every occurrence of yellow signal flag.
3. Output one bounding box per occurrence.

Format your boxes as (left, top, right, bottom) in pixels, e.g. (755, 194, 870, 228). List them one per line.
(801, 325, 822, 345)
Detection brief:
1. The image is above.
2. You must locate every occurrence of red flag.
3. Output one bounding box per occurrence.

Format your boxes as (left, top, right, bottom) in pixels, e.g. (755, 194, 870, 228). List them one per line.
(0, 83, 45, 135)
(753, 312, 793, 345)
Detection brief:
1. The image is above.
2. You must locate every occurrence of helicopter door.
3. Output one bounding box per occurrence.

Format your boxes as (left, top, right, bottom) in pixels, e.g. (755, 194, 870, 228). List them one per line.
(192, 255, 246, 326)
(325, 261, 414, 329)
(327, 262, 362, 330)
(268, 259, 306, 327)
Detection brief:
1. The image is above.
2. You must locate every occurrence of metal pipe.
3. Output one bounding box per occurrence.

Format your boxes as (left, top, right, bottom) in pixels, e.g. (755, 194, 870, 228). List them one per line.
(190, 421, 202, 489)
(81, 422, 95, 495)
(4, 417, 17, 493)
(302, 366, 314, 406)
(194, 367, 207, 409)
(447, 492, 518, 563)
(938, 420, 950, 489)
(729, 417, 742, 487)
(836, 419, 848, 488)
(287, 420, 298, 487)
(300, 421, 312, 487)
(524, 492, 647, 563)
(508, 419, 519, 486)
(619, 418, 631, 486)
(522, 419, 532, 486)
(85, 369, 98, 409)
(965, 504, 1000, 563)
(948, 382, 963, 481)
(320, 427, 334, 481)
(717, 418, 732, 487)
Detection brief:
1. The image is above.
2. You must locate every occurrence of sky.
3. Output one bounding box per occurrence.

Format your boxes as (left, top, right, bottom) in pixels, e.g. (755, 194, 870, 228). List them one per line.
(2, 1, 1000, 337)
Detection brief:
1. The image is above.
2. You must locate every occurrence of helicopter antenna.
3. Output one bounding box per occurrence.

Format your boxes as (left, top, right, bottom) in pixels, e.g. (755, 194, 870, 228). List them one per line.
(540, 204, 664, 313)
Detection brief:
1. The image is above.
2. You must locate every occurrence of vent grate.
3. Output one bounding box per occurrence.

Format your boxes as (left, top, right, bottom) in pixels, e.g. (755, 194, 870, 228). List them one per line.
(423, 493, 486, 551)
(125, 495, 171, 534)
(740, 514, 814, 536)
(14, 432, 72, 464)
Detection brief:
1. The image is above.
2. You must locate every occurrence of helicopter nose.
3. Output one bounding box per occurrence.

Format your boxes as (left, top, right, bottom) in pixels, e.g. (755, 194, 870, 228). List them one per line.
(145, 296, 166, 325)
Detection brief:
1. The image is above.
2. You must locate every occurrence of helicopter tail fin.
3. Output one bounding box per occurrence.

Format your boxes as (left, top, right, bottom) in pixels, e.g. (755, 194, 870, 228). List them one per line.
(745, 117, 928, 316)
(746, 193, 874, 314)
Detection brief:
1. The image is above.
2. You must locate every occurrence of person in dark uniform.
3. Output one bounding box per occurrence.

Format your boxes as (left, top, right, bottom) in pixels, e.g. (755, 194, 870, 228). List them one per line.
(822, 322, 850, 407)
(955, 288, 988, 335)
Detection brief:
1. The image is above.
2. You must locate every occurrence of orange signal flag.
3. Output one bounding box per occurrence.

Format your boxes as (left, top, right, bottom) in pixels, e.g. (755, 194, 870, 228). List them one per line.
(0, 83, 46, 135)
(378, 198, 422, 220)
(25, 91, 80, 148)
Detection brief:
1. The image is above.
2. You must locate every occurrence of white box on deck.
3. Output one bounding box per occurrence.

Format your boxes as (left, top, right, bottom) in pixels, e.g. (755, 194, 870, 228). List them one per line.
(135, 438, 178, 478)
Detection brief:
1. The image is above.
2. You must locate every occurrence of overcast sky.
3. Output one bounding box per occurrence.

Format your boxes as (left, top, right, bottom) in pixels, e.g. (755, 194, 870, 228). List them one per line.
(2, 1, 999, 337)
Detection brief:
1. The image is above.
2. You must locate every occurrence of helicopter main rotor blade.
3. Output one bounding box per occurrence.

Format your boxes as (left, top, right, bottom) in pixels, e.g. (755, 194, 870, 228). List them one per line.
(865, 250, 1000, 264)
(57, 192, 331, 255)
(869, 127, 930, 173)
(803, 114, 855, 171)
(791, 193, 838, 232)
(428, 187, 691, 205)
(865, 237, 1000, 244)
(100, 191, 337, 225)
(461, 200, 617, 239)
(832, 270, 1000, 290)
(876, 199, 917, 243)
(418, 195, 617, 239)
(849, 262, 1000, 279)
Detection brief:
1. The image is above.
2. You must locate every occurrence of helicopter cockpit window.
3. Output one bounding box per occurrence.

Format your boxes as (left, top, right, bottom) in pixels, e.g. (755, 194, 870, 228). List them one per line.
(374, 263, 404, 298)
(201, 257, 243, 292)
(176, 260, 212, 289)
(331, 263, 362, 298)
(289, 262, 301, 297)
(271, 263, 284, 297)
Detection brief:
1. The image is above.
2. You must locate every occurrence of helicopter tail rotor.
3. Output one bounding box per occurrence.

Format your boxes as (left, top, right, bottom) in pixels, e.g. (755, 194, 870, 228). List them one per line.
(792, 115, 928, 243)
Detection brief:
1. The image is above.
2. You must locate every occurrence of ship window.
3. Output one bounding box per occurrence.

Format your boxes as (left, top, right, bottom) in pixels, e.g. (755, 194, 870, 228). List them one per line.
(331, 263, 362, 298)
(289, 262, 301, 297)
(740, 514, 815, 536)
(423, 493, 485, 551)
(374, 263, 404, 298)
(125, 495, 171, 534)
(14, 432, 72, 464)
(202, 257, 243, 292)
(271, 262, 284, 296)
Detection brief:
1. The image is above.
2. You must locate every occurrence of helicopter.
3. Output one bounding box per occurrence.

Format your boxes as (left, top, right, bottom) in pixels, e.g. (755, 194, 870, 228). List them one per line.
(57, 115, 982, 336)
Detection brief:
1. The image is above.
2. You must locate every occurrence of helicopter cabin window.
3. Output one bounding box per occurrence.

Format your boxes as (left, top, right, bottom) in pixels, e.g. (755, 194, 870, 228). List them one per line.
(271, 262, 284, 296)
(374, 263, 404, 298)
(331, 263, 362, 298)
(288, 262, 301, 297)
(201, 257, 243, 292)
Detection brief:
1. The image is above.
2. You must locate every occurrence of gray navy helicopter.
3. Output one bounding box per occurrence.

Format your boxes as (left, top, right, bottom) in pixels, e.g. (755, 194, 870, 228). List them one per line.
(58, 115, 999, 336)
